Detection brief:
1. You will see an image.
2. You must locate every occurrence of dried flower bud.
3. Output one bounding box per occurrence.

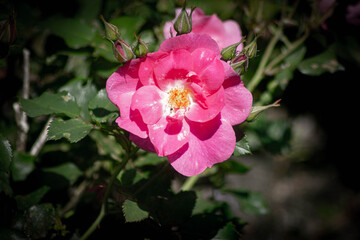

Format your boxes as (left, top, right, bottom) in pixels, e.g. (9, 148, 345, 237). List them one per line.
(112, 39, 134, 63)
(133, 34, 148, 58)
(100, 15, 120, 41)
(174, 6, 195, 35)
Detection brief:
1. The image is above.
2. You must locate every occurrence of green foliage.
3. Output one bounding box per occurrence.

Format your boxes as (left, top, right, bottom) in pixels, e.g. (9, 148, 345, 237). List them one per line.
(42, 162, 82, 185)
(122, 199, 148, 222)
(1, 0, 353, 238)
(298, 46, 344, 76)
(47, 118, 93, 143)
(11, 152, 36, 181)
(15, 186, 50, 210)
(20, 92, 81, 118)
(43, 18, 96, 49)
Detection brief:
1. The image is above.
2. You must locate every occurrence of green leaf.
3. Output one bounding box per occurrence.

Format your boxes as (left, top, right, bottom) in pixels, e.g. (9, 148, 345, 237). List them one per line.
(20, 91, 81, 118)
(233, 137, 251, 156)
(88, 89, 118, 123)
(221, 159, 250, 174)
(110, 16, 146, 43)
(0, 134, 12, 172)
(92, 33, 116, 62)
(42, 162, 82, 185)
(229, 190, 269, 215)
(212, 222, 240, 240)
(89, 130, 122, 158)
(122, 200, 149, 222)
(298, 46, 344, 76)
(11, 152, 36, 182)
(47, 118, 93, 143)
(88, 89, 117, 111)
(43, 17, 95, 49)
(15, 186, 50, 210)
(59, 78, 97, 121)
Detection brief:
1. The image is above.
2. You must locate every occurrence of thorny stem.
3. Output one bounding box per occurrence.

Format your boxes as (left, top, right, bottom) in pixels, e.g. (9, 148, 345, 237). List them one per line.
(79, 146, 139, 240)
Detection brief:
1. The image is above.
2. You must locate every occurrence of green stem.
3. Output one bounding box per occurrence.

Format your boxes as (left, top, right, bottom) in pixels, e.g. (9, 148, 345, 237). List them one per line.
(79, 147, 138, 240)
(247, 27, 282, 92)
(181, 174, 200, 191)
(265, 30, 309, 75)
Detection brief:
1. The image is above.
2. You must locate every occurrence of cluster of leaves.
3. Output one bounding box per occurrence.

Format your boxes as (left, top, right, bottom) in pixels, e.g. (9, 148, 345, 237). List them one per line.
(1, 0, 353, 239)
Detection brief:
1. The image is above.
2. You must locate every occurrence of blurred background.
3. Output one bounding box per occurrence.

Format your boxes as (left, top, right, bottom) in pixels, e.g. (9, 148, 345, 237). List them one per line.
(1, 0, 360, 239)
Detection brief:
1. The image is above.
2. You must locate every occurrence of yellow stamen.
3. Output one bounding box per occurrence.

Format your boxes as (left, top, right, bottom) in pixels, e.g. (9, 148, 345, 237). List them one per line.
(168, 88, 191, 109)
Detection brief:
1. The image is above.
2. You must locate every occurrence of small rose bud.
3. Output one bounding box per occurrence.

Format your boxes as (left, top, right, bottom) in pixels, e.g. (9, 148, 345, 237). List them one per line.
(230, 54, 248, 75)
(100, 15, 120, 41)
(246, 100, 281, 122)
(174, 6, 195, 35)
(242, 36, 258, 59)
(112, 39, 134, 63)
(133, 34, 148, 58)
(221, 39, 245, 61)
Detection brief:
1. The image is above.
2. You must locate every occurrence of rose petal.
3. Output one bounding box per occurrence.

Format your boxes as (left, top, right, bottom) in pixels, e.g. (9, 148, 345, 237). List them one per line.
(153, 49, 193, 91)
(159, 32, 220, 56)
(221, 62, 253, 125)
(106, 59, 142, 108)
(168, 116, 236, 176)
(148, 117, 190, 156)
(115, 92, 148, 138)
(131, 85, 165, 125)
(138, 52, 168, 86)
(222, 20, 243, 51)
(129, 134, 156, 153)
(185, 86, 225, 122)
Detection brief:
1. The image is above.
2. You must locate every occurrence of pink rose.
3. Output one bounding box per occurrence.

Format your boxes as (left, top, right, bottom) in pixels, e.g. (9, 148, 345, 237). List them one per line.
(164, 8, 243, 52)
(106, 33, 252, 176)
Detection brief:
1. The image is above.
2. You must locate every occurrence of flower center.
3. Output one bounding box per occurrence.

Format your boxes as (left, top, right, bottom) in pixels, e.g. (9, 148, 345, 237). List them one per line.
(168, 87, 191, 110)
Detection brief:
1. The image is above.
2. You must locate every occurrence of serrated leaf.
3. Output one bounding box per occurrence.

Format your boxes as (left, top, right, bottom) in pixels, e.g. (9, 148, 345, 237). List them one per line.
(15, 186, 50, 210)
(47, 118, 93, 143)
(43, 17, 95, 49)
(88, 89, 117, 111)
(212, 222, 240, 240)
(233, 137, 251, 156)
(11, 152, 36, 182)
(0, 134, 12, 172)
(59, 78, 97, 121)
(298, 46, 344, 76)
(42, 162, 82, 185)
(122, 200, 149, 222)
(20, 91, 81, 118)
(88, 89, 118, 123)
